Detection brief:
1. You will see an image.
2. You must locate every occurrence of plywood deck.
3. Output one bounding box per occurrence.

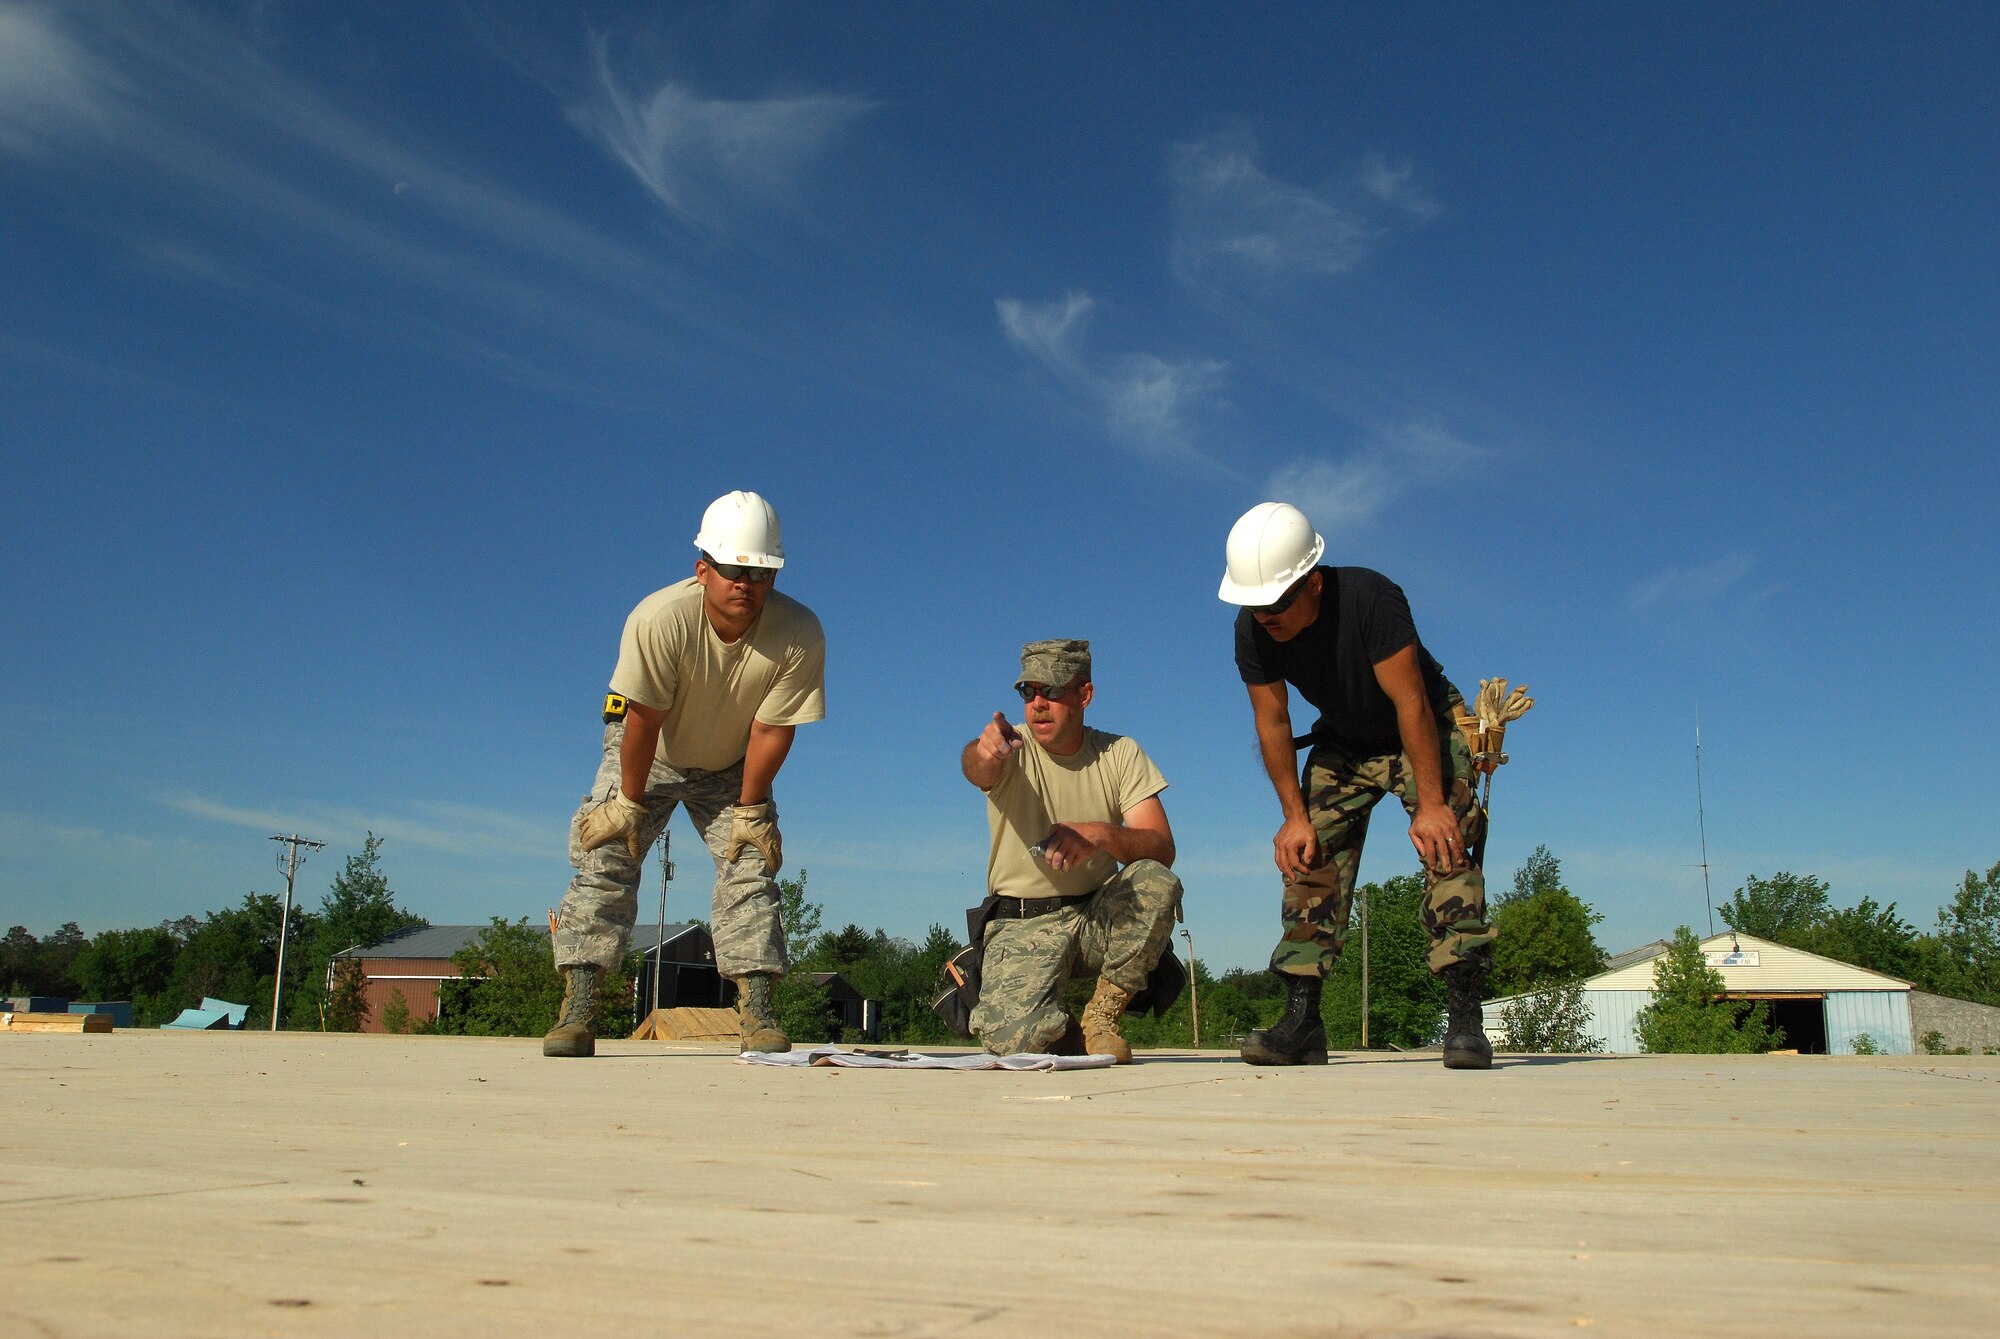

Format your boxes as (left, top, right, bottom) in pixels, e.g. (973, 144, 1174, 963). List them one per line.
(2, 1032, 1995, 1337)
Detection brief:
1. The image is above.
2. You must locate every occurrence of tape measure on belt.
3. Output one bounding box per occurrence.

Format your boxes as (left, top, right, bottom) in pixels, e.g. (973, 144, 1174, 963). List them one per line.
(602, 693, 628, 723)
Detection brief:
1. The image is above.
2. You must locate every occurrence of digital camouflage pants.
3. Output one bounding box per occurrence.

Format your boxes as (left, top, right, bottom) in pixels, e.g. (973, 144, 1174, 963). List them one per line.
(554, 720, 786, 979)
(1269, 711, 1495, 979)
(970, 859, 1183, 1055)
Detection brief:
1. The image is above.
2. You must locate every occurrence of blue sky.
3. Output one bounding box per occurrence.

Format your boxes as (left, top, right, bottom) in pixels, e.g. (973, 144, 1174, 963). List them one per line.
(3, 2, 1995, 973)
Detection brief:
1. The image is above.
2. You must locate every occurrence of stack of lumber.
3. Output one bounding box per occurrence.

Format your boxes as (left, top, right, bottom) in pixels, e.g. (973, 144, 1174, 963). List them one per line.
(1, 1012, 113, 1034)
(630, 1007, 738, 1041)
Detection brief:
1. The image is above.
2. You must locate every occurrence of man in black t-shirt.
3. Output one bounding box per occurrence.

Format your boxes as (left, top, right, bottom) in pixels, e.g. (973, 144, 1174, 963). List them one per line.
(1218, 502, 1496, 1068)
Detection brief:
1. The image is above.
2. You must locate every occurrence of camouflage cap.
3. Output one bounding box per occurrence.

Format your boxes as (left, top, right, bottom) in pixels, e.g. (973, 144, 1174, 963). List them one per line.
(1019, 638, 1091, 689)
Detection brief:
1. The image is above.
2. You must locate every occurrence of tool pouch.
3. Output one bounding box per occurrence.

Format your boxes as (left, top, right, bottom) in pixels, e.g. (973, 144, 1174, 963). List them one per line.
(930, 897, 1004, 1039)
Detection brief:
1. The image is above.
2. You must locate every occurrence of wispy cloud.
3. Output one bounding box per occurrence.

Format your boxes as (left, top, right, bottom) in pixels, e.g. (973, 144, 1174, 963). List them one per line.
(573, 34, 874, 237)
(0, 5, 814, 393)
(1360, 149, 1440, 221)
(1264, 419, 1483, 532)
(997, 291, 1228, 466)
(1170, 130, 1438, 307)
(160, 790, 553, 860)
(1627, 553, 1761, 613)
(0, 2, 116, 155)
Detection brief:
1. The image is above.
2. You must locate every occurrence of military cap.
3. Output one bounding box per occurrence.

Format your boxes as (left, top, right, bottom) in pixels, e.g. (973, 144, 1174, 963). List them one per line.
(1018, 638, 1091, 690)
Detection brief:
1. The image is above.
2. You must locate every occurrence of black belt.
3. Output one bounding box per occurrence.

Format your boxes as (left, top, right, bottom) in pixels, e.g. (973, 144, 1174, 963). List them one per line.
(997, 893, 1093, 919)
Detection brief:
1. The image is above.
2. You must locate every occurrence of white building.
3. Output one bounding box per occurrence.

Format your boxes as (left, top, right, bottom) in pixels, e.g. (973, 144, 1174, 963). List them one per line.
(1483, 930, 1915, 1055)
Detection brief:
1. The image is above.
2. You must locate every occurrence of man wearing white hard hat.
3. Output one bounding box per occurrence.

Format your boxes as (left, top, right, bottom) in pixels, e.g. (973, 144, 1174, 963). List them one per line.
(1218, 501, 1495, 1069)
(544, 490, 826, 1058)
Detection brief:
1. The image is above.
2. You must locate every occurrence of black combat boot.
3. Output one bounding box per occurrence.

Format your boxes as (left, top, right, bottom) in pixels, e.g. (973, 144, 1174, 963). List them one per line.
(1240, 973, 1327, 1066)
(1440, 960, 1494, 1070)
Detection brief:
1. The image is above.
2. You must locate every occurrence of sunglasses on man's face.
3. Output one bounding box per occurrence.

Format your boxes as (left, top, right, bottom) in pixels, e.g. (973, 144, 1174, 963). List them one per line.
(705, 560, 776, 584)
(1253, 575, 1309, 617)
(1014, 680, 1078, 704)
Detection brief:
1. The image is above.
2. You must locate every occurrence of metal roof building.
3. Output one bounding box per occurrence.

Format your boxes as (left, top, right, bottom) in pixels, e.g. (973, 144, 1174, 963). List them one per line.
(332, 923, 716, 1033)
(1483, 931, 1917, 1055)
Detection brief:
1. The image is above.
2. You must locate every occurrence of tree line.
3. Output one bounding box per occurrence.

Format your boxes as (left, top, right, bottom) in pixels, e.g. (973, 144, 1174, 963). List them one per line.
(10, 834, 1996, 1054)
(3, 835, 424, 1028)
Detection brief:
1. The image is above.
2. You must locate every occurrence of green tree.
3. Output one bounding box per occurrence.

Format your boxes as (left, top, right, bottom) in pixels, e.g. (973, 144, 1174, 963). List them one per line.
(765, 869, 834, 1040)
(1321, 875, 1446, 1049)
(381, 988, 414, 1035)
(288, 835, 427, 1030)
(436, 917, 635, 1037)
(1717, 872, 1831, 941)
(1790, 897, 1919, 981)
(167, 893, 286, 1018)
(73, 925, 183, 1026)
(778, 869, 822, 963)
(1499, 980, 1604, 1053)
(1635, 926, 1782, 1053)
(323, 958, 370, 1031)
(1, 923, 88, 998)
(1488, 848, 1605, 997)
(1497, 844, 1565, 907)
(1928, 860, 2000, 1005)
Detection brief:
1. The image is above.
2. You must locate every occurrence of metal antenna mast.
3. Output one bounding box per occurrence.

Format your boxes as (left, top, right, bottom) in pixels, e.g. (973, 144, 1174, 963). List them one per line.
(651, 831, 674, 1018)
(270, 833, 326, 1031)
(1694, 713, 1715, 937)
(1179, 925, 1200, 1048)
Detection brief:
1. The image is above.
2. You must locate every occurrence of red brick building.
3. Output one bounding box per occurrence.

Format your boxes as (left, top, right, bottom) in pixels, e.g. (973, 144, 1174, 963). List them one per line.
(332, 923, 716, 1033)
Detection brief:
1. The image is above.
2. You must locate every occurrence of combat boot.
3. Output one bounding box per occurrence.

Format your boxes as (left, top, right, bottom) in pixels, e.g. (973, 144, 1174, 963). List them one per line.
(1080, 979, 1134, 1064)
(733, 973, 791, 1053)
(542, 964, 602, 1058)
(1240, 972, 1327, 1066)
(1441, 960, 1494, 1070)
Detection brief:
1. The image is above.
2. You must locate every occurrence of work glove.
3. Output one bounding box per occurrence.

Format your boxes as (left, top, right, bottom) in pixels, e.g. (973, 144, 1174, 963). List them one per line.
(578, 790, 648, 862)
(723, 800, 782, 873)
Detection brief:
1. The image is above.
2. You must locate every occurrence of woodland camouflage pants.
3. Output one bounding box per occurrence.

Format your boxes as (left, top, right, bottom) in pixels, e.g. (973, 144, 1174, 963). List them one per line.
(554, 720, 787, 979)
(1268, 711, 1495, 979)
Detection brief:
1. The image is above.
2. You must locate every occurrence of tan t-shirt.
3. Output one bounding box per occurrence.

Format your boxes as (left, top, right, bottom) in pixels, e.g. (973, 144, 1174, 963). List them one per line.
(982, 726, 1169, 900)
(608, 579, 826, 772)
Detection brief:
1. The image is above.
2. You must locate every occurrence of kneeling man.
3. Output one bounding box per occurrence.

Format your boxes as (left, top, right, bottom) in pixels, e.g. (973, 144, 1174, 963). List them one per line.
(959, 639, 1182, 1063)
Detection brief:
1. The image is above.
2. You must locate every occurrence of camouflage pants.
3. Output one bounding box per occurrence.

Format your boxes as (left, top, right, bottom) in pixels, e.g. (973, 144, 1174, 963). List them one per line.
(1269, 712, 1495, 979)
(971, 859, 1183, 1055)
(554, 720, 786, 979)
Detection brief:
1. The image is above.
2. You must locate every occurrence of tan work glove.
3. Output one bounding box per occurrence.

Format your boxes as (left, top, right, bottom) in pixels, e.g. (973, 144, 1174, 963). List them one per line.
(723, 800, 782, 873)
(578, 791, 648, 861)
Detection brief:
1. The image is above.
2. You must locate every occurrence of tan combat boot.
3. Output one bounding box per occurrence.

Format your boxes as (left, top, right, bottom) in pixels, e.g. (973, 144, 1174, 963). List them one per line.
(733, 973, 791, 1053)
(542, 964, 602, 1058)
(1080, 979, 1134, 1064)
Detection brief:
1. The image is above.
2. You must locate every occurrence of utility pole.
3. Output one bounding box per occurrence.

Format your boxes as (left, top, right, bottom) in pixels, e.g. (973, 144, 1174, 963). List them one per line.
(1179, 926, 1200, 1049)
(1359, 886, 1370, 1050)
(269, 833, 325, 1031)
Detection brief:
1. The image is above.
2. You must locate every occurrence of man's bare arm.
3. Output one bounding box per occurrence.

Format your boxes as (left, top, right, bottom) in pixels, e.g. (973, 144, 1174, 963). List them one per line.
(618, 700, 669, 801)
(740, 720, 796, 805)
(1045, 794, 1175, 871)
(1246, 680, 1315, 878)
(1372, 644, 1464, 874)
(961, 712, 1023, 790)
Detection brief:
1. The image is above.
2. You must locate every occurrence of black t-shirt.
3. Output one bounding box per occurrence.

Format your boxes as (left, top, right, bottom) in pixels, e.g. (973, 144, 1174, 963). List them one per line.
(1234, 566, 1452, 753)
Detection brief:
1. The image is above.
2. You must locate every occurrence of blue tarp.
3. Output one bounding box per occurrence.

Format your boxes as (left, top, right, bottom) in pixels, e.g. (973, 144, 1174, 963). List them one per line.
(163, 997, 249, 1030)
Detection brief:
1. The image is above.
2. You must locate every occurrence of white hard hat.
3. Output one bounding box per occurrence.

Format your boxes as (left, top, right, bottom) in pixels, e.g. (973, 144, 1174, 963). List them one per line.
(694, 490, 786, 569)
(1218, 502, 1324, 605)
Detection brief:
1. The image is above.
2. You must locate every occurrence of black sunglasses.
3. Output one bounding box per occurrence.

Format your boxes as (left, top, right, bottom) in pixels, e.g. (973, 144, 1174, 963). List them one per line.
(700, 553, 776, 584)
(1253, 573, 1310, 616)
(1014, 680, 1079, 703)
